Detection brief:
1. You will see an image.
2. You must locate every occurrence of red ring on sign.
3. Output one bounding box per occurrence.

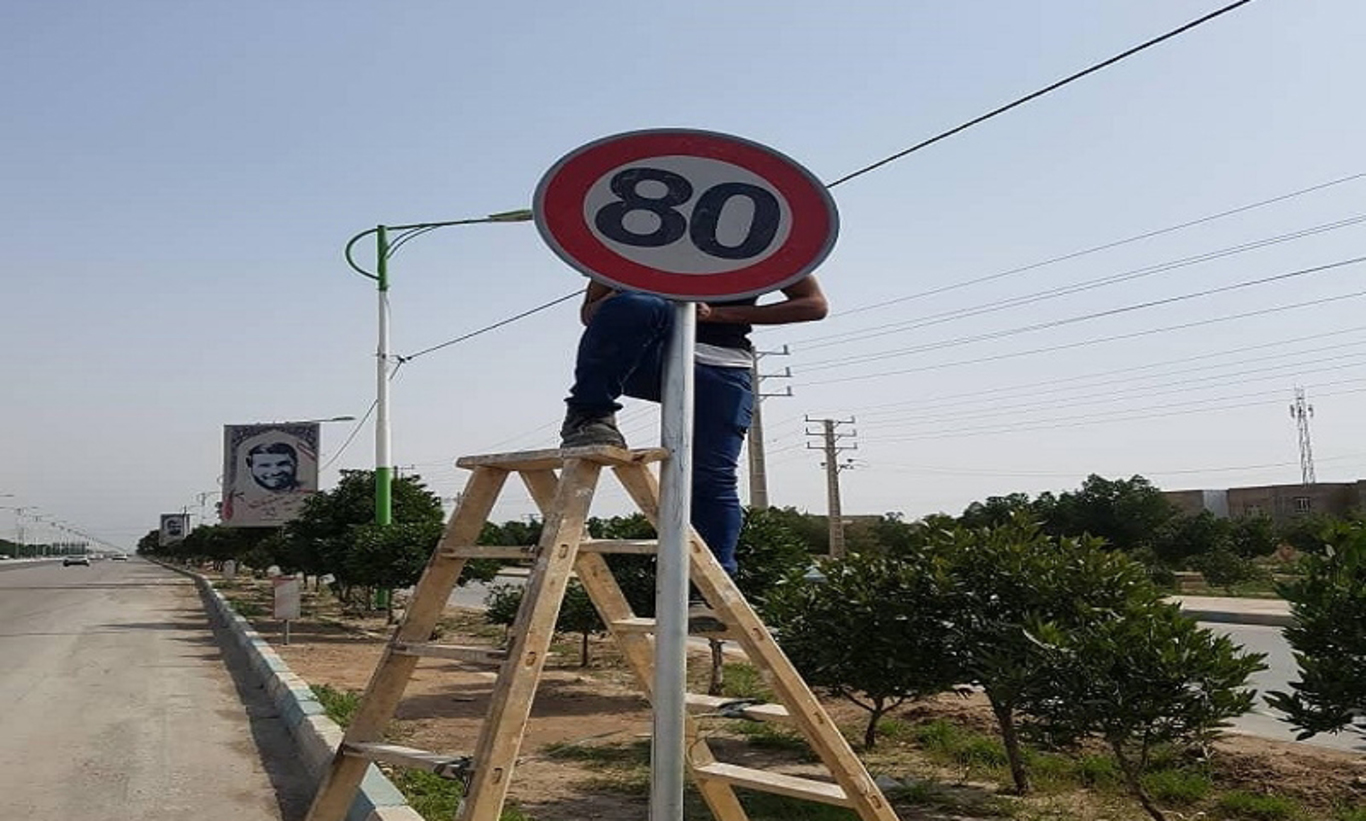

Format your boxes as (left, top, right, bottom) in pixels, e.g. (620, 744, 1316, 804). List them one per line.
(536, 130, 835, 300)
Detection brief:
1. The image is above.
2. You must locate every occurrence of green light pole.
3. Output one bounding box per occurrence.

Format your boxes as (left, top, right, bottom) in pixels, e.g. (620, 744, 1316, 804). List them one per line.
(344, 209, 534, 526)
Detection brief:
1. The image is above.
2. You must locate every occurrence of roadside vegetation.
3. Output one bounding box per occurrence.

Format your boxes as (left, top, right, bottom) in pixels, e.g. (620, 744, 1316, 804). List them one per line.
(143, 470, 1366, 820)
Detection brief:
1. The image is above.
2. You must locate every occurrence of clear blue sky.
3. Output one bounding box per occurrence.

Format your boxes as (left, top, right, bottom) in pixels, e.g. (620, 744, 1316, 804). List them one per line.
(3, 1, 1364, 548)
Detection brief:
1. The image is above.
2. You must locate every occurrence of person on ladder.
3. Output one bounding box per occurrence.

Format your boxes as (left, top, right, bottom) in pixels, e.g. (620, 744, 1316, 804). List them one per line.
(559, 278, 828, 578)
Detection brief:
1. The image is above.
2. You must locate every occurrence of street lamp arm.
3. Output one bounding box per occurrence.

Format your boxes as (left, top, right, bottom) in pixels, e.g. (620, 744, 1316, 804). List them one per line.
(344, 228, 383, 281)
(343, 209, 533, 281)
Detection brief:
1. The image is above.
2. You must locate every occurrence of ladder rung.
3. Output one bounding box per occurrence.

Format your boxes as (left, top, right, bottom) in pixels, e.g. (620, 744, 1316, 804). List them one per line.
(691, 762, 851, 806)
(343, 742, 472, 779)
(609, 616, 736, 638)
(441, 539, 657, 560)
(441, 545, 537, 559)
(456, 445, 669, 471)
(685, 693, 792, 725)
(394, 642, 507, 664)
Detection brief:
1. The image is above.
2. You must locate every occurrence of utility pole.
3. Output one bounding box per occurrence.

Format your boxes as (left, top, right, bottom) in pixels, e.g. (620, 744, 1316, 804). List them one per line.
(805, 417, 857, 557)
(747, 346, 792, 509)
(1290, 386, 1316, 486)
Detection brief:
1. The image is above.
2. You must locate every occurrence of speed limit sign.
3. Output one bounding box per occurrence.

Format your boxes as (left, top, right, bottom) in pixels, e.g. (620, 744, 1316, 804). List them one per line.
(534, 129, 839, 301)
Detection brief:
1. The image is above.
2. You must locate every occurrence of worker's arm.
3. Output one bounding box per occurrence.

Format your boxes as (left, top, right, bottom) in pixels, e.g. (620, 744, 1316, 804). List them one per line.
(702, 276, 828, 325)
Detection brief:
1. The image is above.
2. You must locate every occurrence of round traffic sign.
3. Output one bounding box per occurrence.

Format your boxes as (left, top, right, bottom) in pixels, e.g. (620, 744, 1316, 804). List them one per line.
(534, 129, 838, 301)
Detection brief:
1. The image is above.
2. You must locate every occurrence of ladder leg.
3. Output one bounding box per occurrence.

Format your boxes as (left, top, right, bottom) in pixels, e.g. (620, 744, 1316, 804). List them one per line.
(304, 467, 509, 821)
(459, 459, 603, 821)
(575, 552, 751, 821)
(612, 464, 899, 821)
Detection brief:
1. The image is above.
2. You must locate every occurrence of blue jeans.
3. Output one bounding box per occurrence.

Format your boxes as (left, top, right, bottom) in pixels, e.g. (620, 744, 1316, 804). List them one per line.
(567, 292, 754, 574)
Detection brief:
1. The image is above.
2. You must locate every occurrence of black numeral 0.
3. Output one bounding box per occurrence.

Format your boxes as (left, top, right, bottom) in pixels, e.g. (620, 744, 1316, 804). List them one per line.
(594, 168, 783, 260)
(689, 182, 780, 260)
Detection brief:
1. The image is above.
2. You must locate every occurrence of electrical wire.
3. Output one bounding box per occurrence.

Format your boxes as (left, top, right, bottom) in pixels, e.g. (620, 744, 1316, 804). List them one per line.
(807, 171, 1366, 326)
(825, 0, 1256, 188)
(860, 377, 1366, 443)
(798, 284, 1366, 387)
(397, 289, 584, 363)
(808, 325, 1366, 419)
(798, 214, 1366, 351)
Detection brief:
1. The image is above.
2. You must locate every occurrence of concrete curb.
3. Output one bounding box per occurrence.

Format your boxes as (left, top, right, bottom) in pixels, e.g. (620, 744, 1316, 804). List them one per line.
(155, 562, 423, 821)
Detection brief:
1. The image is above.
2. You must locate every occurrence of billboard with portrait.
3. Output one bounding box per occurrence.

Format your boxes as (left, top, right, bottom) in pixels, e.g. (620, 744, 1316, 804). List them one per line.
(221, 423, 320, 527)
(159, 513, 190, 546)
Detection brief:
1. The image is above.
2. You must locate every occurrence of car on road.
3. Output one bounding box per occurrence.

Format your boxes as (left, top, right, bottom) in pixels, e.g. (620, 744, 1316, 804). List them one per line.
(62, 556, 91, 567)
(110, 554, 128, 561)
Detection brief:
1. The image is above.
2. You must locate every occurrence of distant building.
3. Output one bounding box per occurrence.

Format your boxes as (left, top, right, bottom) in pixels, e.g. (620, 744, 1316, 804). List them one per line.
(1163, 480, 1366, 523)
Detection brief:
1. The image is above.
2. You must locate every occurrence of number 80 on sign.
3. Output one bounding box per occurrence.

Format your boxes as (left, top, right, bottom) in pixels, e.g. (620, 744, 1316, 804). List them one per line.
(534, 129, 839, 301)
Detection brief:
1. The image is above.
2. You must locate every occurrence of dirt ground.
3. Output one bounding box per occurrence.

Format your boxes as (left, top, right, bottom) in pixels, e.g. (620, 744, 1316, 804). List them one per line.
(225, 581, 1365, 821)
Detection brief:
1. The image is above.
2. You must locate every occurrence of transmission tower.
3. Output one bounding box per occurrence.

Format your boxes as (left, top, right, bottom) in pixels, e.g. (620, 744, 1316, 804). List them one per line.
(805, 416, 857, 557)
(1290, 386, 1316, 486)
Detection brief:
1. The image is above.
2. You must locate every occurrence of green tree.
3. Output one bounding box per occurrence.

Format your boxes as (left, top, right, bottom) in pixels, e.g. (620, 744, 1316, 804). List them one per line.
(1152, 511, 1230, 568)
(938, 519, 1155, 794)
(1229, 514, 1278, 559)
(959, 493, 1035, 530)
(767, 548, 959, 749)
(1277, 512, 1343, 555)
(279, 470, 488, 609)
(1267, 521, 1366, 741)
(1025, 602, 1265, 821)
(482, 579, 604, 666)
(1044, 474, 1177, 552)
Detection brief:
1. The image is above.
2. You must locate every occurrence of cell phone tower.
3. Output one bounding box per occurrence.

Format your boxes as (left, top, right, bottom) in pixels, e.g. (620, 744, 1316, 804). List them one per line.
(1290, 386, 1316, 486)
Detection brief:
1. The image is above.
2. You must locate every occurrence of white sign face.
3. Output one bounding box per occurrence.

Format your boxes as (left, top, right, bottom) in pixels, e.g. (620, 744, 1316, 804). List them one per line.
(221, 423, 320, 527)
(535, 129, 838, 301)
(159, 513, 190, 546)
(581, 156, 795, 276)
(273, 576, 301, 620)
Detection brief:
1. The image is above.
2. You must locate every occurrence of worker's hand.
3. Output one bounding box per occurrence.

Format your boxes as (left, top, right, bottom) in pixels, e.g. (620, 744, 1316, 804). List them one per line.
(696, 302, 714, 322)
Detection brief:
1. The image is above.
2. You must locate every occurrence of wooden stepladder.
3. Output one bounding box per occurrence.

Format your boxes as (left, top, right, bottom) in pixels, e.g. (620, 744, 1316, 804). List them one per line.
(303, 445, 899, 821)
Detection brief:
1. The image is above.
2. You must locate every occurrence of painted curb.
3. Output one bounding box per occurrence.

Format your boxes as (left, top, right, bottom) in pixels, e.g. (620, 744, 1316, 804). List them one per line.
(154, 562, 418, 821)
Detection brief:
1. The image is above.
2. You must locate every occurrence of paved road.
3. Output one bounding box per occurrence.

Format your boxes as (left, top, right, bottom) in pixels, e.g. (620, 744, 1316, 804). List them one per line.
(0, 558, 312, 820)
(1207, 621, 1366, 754)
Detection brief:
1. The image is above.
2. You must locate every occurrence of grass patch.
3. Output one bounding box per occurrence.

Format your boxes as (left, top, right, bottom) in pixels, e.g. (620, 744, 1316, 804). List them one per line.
(1336, 807, 1366, 821)
(388, 769, 464, 818)
(541, 738, 650, 767)
(1141, 768, 1211, 805)
(311, 684, 362, 728)
(909, 719, 1008, 774)
(1215, 790, 1303, 820)
(226, 597, 266, 617)
(720, 662, 773, 701)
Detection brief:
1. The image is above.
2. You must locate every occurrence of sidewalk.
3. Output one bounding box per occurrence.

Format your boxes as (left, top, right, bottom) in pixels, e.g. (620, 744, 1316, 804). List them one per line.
(1171, 595, 1292, 628)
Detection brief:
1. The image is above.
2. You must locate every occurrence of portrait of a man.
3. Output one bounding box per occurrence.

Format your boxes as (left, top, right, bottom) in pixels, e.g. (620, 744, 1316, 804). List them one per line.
(222, 422, 320, 527)
(247, 442, 301, 492)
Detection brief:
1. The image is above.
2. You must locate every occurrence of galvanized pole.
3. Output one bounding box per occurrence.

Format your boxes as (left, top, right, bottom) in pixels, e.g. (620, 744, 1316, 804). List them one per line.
(652, 302, 695, 821)
(375, 226, 393, 527)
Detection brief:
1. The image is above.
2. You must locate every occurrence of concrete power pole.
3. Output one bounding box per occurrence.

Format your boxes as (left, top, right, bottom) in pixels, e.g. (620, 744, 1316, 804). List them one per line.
(746, 346, 791, 510)
(1290, 386, 1316, 486)
(805, 417, 856, 557)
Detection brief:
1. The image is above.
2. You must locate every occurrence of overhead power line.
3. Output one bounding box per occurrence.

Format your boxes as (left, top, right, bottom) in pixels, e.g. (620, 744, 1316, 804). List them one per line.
(825, 0, 1257, 188)
(801, 325, 1366, 421)
(799, 213, 1366, 351)
(810, 170, 1366, 325)
(398, 289, 584, 363)
(859, 379, 1366, 444)
(798, 287, 1366, 387)
(799, 256, 1366, 374)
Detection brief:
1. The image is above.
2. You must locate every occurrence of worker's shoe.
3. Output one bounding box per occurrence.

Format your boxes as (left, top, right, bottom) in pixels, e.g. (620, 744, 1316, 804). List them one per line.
(559, 409, 627, 449)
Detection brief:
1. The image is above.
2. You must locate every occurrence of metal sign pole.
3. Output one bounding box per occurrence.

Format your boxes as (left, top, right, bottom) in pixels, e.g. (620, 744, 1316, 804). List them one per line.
(651, 301, 695, 821)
